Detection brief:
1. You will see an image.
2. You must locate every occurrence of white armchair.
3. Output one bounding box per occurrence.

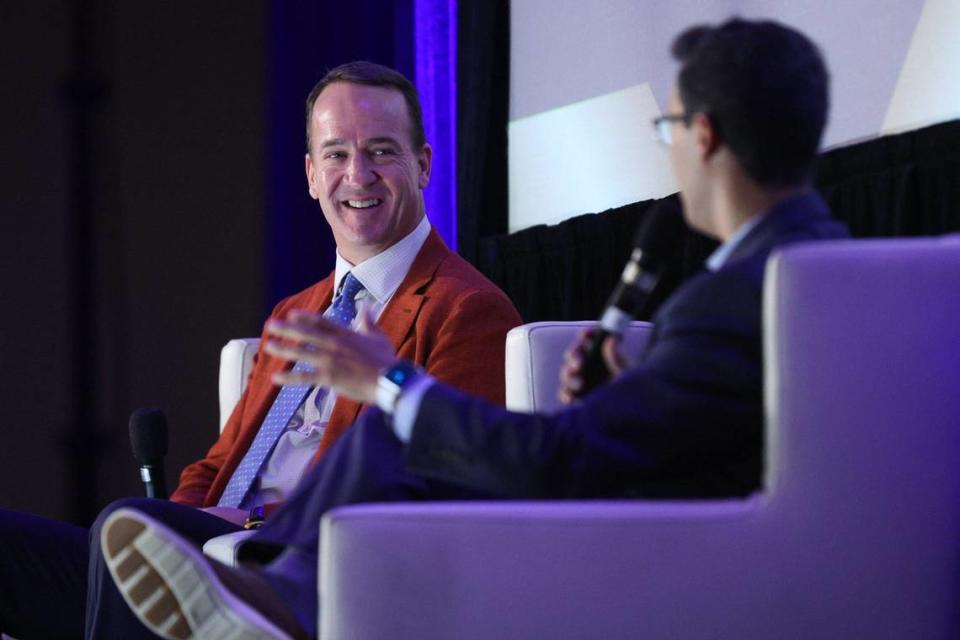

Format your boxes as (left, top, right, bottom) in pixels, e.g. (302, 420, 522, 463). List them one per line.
(317, 236, 960, 640)
(504, 320, 652, 412)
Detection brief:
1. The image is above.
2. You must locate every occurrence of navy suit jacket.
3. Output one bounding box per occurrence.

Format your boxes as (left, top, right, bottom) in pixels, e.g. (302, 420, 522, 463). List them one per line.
(405, 191, 849, 499)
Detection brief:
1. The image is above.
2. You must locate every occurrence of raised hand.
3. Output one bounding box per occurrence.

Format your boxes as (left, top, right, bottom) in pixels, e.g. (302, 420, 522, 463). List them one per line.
(264, 304, 395, 404)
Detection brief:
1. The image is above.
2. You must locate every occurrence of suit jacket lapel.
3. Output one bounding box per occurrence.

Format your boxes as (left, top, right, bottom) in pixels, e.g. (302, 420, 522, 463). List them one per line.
(377, 229, 448, 351)
(315, 228, 450, 458)
(728, 190, 830, 264)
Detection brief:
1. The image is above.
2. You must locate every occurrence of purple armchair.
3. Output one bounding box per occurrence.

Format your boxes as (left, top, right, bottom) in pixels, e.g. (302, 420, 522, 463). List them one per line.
(317, 236, 960, 639)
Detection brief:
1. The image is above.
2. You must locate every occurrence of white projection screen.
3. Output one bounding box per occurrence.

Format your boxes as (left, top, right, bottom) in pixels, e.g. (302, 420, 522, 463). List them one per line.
(509, 0, 960, 232)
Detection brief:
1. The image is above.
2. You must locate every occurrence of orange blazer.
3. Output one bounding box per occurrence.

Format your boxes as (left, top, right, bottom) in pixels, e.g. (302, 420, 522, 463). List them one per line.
(171, 229, 521, 507)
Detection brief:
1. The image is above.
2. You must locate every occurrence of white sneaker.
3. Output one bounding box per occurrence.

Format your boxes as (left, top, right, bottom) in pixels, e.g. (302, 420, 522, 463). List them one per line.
(100, 507, 305, 640)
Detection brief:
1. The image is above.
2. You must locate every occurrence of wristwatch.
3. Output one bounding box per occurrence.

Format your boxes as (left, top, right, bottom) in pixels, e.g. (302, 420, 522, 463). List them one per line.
(376, 360, 422, 414)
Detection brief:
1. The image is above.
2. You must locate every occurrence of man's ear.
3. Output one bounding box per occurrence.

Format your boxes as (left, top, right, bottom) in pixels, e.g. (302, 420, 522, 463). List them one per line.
(418, 143, 433, 189)
(305, 153, 317, 199)
(693, 112, 721, 160)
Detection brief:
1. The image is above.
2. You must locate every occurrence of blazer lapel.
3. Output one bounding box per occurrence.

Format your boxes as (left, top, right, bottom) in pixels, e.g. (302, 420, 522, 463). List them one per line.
(314, 227, 450, 459)
(378, 228, 447, 348)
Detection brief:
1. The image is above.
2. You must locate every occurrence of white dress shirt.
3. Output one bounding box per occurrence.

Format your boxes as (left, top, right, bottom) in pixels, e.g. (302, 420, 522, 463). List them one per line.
(705, 211, 767, 271)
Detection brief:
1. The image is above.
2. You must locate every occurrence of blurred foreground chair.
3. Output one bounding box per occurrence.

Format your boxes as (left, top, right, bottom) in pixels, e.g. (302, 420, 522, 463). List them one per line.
(316, 237, 960, 640)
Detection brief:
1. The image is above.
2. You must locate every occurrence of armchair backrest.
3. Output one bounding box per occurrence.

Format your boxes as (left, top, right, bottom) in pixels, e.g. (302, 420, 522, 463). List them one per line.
(759, 235, 960, 634)
(218, 338, 260, 432)
(505, 321, 652, 413)
(219, 322, 654, 425)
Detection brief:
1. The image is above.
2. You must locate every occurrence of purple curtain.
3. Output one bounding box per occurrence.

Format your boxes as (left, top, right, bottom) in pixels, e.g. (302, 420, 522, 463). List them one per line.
(415, 0, 458, 249)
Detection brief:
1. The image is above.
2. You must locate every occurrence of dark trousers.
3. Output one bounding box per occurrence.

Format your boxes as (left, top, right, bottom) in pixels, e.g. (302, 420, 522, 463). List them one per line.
(240, 409, 488, 631)
(248, 408, 484, 559)
(0, 499, 240, 640)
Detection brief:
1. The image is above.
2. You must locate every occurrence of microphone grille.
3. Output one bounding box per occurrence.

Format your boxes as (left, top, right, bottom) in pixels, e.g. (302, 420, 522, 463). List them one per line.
(129, 408, 168, 464)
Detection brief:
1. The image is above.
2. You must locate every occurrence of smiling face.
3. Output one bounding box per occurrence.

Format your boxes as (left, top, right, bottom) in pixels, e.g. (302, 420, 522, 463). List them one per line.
(305, 82, 432, 264)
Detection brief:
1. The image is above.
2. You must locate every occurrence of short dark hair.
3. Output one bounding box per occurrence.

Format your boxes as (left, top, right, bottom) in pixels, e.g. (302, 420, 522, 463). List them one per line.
(672, 18, 829, 187)
(304, 61, 426, 153)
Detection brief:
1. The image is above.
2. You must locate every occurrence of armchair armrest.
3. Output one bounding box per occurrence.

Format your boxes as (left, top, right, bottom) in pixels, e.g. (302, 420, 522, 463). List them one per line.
(202, 529, 255, 566)
(319, 499, 775, 640)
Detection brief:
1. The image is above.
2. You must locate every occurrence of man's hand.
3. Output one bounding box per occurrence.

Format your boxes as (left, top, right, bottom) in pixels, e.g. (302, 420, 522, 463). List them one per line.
(557, 328, 632, 405)
(264, 305, 396, 404)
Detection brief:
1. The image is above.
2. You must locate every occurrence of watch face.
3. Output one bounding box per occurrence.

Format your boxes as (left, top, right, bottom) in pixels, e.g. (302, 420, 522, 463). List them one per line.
(377, 361, 419, 414)
(386, 362, 417, 386)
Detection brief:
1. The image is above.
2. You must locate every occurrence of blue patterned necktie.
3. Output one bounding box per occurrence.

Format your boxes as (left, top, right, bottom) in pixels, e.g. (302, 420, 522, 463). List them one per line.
(217, 272, 366, 508)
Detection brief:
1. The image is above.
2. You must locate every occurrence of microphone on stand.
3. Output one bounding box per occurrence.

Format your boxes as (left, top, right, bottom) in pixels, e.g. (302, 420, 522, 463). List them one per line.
(577, 200, 687, 396)
(129, 408, 169, 499)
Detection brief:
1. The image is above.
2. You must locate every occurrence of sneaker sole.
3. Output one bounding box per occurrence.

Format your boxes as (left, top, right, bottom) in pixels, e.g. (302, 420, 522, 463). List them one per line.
(100, 507, 294, 640)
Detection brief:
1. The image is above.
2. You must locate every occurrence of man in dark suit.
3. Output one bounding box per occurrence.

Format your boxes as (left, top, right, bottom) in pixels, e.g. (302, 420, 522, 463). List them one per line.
(100, 18, 849, 640)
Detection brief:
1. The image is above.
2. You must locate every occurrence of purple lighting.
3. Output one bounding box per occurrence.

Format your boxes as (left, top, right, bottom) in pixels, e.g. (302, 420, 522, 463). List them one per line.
(414, 0, 458, 250)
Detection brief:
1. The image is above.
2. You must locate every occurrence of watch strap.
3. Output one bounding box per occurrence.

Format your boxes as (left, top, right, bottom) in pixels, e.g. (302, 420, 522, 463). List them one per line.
(376, 360, 422, 414)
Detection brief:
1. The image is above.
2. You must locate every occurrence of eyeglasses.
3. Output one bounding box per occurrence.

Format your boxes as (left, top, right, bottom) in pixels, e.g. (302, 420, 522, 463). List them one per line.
(651, 113, 691, 146)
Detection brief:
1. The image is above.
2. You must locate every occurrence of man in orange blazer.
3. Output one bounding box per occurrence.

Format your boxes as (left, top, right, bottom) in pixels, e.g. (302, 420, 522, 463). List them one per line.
(171, 226, 518, 511)
(0, 61, 519, 640)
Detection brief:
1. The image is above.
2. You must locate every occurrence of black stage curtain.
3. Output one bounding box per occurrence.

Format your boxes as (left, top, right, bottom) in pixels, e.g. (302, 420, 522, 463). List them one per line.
(815, 119, 960, 237)
(475, 119, 960, 323)
(475, 196, 717, 324)
(456, 0, 510, 264)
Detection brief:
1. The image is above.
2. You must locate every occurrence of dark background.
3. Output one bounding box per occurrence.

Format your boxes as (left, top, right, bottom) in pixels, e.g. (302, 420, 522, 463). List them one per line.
(0, 1, 416, 525)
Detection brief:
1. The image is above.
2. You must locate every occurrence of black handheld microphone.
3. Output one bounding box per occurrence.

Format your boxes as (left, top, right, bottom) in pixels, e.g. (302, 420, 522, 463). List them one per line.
(129, 408, 169, 499)
(577, 201, 686, 395)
